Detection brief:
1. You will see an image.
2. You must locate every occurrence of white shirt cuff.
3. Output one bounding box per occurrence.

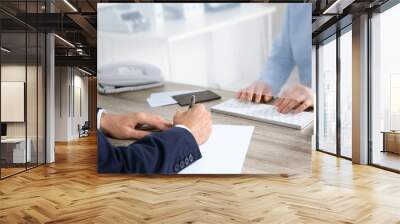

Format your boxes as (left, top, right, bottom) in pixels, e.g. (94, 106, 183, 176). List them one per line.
(97, 109, 105, 130)
(174, 124, 193, 135)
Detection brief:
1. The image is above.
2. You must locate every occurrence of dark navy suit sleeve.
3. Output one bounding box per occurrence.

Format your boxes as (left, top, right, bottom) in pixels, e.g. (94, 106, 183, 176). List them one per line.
(96, 108, 201, 174)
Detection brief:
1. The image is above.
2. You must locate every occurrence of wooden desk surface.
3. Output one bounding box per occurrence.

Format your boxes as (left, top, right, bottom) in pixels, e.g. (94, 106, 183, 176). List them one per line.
(97, 82, 312, 174)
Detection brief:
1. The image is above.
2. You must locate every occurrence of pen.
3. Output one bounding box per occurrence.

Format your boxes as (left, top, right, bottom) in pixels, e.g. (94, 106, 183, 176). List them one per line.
(189, 95, 196, 109)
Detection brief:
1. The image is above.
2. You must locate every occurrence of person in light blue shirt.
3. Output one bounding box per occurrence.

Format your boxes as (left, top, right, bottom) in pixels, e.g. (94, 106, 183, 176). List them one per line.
(237, 4, 313, 114)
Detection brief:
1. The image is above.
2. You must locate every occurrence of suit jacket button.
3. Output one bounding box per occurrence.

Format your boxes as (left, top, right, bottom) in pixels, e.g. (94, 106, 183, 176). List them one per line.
(189, 154, 194, 162)
(174, 164, 180, 172)
(185, 157, 189, 165)
(180, 160, 185, 169)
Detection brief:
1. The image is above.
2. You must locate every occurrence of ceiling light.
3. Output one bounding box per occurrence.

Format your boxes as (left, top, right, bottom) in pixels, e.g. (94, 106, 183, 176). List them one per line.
(54, 34, 75, 48)
(78, 67, 92, 76)
(1, 47, 11, 53)
(323, 0, 354, 15)
(63, 0, 78, 12)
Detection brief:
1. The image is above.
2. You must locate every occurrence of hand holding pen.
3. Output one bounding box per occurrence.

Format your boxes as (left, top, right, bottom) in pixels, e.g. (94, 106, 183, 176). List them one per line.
(173, 95, 212, 145)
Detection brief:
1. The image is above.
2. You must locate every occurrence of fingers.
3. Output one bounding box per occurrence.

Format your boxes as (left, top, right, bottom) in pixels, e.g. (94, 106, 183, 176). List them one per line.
(294, 99, 313, 114)
(281, 99, 301, 114)
(237, 89, 247, 101)
(254, 85, 264, 103)
(174, 104, 208, 123)
(275, 87, 291, 108)
(239, 89, 272, 104)
(275, 86, 302, 113)
(275, 97, 291, 113)
(133, 112, 172, 131)
(237, 86, 254, 102)
(274, 98, 281, 107)
(254, 92, 262, 103)
(239, 89, 246, 100)
(236, 89, 243, 99)
(275, 86, 314, 113)
(173, 103, 212, 145)
(191, 103, 206, 111)
(187, 103, 207, 114)
(237, 88, 259, 102)
(262, 94, 273, 103)
(246, 89, 254, 101)
(237, 82, 273, 103)
(173, 110, 184, 124)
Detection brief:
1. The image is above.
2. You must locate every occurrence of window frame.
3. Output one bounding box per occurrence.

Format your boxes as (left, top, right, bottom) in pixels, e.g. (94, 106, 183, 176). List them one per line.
(315, 0, 400, 173)
(315, 23, 352, 161)
(367, 0, 400, 173)
(0, 0, 48, 180)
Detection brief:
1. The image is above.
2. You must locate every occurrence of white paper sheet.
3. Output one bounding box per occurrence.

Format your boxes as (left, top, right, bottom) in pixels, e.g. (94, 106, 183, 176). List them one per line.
(146, 90, 197, 107)
(179, 124, 254, 174)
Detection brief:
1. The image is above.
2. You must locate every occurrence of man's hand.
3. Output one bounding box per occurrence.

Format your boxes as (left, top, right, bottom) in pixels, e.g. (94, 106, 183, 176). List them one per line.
(237, 81, 273, 103)
(100, 112, 172, 139)
(274, 84, 314, 114)
(173, 104, 212, 145)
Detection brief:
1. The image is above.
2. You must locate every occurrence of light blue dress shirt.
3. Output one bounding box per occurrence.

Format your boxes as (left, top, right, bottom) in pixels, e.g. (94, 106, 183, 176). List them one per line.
(260, 4, 312, 95)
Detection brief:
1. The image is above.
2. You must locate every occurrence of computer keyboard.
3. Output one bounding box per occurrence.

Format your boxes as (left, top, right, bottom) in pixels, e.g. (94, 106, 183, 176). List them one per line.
(211, 99, 314, 130)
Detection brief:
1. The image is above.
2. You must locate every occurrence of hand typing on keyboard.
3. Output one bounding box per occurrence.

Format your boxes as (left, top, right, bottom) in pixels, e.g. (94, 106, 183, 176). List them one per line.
(237, 82, 313, 114)
(237, 81, 273, 103)
(274, 84, 314, 114)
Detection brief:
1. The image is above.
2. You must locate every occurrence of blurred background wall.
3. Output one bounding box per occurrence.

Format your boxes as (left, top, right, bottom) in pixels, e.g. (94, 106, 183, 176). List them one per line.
(98, 3, 287, 92)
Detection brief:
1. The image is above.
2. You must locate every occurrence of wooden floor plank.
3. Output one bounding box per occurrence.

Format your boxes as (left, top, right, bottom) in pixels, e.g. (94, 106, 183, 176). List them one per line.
(1, 134, 400, 223)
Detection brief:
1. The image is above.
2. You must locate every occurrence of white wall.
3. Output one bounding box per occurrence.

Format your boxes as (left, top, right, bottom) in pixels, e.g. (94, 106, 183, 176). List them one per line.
(1, 64, 46, 164)
(55, 67, 69, 141)
(72, 74, 89, 138)
(1, 66, 26, 141)
(98, 4, 287, 92)
(1, 65, 38, 138)
(54, 67, 89, 141)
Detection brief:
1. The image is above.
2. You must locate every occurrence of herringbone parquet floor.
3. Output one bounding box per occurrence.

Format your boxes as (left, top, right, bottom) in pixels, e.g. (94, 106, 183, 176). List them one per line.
(1, 134, 400, 224)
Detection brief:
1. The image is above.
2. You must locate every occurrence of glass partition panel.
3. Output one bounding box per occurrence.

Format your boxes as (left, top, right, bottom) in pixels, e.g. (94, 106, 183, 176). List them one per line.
(38, 32, 46, 165)
(1, 30, 27, 177)
(27, 30, 38, 169)
(339, 29, 352, 158)
(26, 0, 39, 169)
(371, 4, 400, 171)
(317, 37, 337, 154)
(0, 1, 46, 179)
